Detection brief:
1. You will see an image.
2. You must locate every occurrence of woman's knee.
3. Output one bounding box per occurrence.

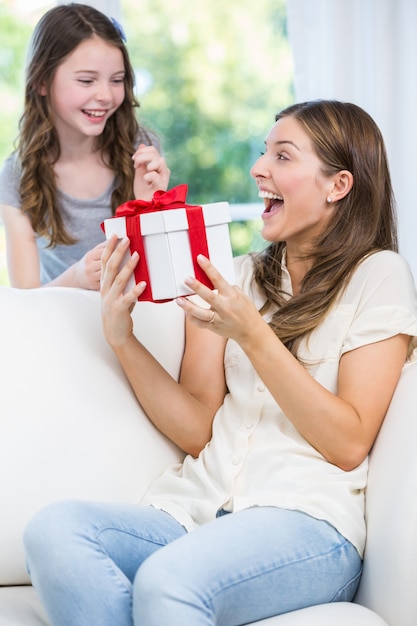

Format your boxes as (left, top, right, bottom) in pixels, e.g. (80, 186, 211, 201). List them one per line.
(133, 545, 187, 610)
(24, 499, 89, 566)
(134, 549, 171, 597)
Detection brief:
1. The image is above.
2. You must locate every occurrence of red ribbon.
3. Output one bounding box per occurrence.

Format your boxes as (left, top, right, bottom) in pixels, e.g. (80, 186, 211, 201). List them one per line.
(107, 185, 214, 302)
(115, 184, 191, 217)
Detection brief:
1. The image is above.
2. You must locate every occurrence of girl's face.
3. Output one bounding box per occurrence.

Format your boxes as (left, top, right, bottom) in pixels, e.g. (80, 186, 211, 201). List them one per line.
(250, 116, 336, 254)
(46, 36, 125, 143)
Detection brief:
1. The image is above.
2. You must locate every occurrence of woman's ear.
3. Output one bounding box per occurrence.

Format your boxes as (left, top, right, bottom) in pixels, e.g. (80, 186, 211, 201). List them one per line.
(328, 170, 354, 203)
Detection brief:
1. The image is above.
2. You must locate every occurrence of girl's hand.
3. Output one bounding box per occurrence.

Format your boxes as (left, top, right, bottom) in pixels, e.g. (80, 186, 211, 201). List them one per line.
(176, 254, 263, 344)
(132, 144, 171, 200)
(100, 235, 147, 348)
(74, 241, 106, 290)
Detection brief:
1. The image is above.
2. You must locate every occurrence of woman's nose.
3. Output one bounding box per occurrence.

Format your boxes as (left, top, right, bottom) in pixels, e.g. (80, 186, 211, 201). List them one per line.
(250, 153, 267, 180)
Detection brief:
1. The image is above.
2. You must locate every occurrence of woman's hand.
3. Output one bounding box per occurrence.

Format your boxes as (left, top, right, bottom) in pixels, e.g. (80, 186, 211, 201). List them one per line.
(132, 144, 171, 200)
(100, 245, 225, 456)
(100, 235, 146, 348)
(176, 254, 264, 345)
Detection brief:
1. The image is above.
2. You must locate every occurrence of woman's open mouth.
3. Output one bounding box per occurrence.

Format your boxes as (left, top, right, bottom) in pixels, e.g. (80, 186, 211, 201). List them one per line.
(258, 191, 284, 215)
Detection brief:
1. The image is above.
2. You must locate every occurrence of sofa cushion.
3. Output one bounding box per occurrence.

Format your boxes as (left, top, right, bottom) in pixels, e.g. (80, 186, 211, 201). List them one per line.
(0, 587, 388, 626)
(0, 587, 49, 626)
(0, 287, 185, 585)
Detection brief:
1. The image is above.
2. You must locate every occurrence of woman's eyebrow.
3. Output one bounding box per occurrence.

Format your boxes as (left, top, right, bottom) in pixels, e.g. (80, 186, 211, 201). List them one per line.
(273, 140, 300, 151)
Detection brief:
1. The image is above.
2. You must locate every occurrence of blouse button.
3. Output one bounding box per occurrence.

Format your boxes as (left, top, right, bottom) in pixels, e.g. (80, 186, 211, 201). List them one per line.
(232, 456, 241, 466)
(257, 383, 265, 392)
(245, 422, 254, 430)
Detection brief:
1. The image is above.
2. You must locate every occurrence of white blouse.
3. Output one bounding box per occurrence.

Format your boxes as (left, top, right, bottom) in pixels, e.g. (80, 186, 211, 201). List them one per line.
(142, 250, 417, 557)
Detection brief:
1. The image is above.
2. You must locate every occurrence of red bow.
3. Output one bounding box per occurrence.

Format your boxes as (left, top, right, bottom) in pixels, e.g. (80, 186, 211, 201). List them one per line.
(115, 184, 190, 217)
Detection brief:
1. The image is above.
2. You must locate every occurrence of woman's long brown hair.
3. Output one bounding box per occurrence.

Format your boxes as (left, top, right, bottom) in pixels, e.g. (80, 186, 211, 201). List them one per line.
(252, 100, 398, 357)
(17, 3, 154, 247)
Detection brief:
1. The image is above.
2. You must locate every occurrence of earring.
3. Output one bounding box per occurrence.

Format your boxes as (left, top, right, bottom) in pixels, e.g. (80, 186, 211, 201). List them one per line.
(326, 196, 332, 203)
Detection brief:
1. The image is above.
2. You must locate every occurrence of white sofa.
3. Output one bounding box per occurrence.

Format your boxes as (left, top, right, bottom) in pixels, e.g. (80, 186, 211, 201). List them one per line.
(0, 285, 416, 626)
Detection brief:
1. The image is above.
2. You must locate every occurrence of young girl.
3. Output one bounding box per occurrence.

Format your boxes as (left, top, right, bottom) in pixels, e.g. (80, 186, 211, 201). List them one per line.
(24, 100, 417, 625)
(0, 3, 170, 289)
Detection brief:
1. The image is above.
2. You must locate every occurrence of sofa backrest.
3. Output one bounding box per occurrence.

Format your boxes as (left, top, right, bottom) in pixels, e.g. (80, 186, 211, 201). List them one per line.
(0, 287, 185, 585)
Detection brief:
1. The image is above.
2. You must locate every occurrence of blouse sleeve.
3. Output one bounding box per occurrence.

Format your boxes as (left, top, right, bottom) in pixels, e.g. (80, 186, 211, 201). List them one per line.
(341, 251, 417, 360)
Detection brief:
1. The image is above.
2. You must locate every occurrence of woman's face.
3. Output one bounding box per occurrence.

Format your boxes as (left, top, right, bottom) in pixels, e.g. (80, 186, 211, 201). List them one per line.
(250, 115, 336, 253)
(46, 36, 125, 143)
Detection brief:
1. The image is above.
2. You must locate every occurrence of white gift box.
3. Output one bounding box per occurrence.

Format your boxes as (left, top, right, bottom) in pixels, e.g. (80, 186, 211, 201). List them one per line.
(103, 202, 235, 301)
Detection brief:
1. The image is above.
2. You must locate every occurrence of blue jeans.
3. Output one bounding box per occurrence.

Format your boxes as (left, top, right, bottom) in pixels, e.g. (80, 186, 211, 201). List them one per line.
(24, 500, 362, 626)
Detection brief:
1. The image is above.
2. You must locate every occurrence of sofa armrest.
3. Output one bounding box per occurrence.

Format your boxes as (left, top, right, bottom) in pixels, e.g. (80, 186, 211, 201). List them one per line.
(354, 360, 417, 625)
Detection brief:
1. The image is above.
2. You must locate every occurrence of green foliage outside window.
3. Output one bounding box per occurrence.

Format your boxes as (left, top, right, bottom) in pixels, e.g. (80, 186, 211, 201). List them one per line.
(123, 0, 293, 204)
(0, 4, 32, 161)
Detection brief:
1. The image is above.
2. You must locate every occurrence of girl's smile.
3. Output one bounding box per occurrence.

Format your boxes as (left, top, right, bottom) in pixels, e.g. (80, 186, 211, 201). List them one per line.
(82, 109, 107, 120)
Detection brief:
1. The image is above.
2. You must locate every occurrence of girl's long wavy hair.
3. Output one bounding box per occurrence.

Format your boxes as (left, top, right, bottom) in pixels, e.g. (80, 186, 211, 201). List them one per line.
(17, 3, 154, 247)
(252, 100, 398, 357)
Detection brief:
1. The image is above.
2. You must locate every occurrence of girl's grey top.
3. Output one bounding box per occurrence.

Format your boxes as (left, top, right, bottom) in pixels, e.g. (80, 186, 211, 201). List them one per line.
(0, 130, 159, 283)
(0, 152, 115, 284)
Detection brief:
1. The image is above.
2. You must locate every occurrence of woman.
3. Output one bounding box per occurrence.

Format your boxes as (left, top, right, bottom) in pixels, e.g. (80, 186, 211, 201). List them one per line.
(24, 100, 417, 625)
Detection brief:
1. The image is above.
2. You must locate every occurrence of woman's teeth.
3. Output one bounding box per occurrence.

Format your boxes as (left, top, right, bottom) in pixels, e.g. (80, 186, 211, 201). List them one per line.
(258, 191, 283, 200)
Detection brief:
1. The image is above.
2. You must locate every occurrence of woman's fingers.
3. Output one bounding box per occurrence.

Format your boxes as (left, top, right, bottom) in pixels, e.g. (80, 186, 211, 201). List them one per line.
(101, 236, 127, 292)
(101, 234, 120, 270)
(175, 256, 232, 331)
(184, 255, 232, 303)
(103, 246, 230, 313)
(101, 236, 145, 300)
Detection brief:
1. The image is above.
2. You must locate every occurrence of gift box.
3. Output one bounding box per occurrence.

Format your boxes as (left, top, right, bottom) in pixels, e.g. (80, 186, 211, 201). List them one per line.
(102, 184, 235, 302)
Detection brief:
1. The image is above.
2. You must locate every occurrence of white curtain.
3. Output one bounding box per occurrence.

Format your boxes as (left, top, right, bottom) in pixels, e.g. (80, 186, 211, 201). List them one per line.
(286, 0, 417, 275)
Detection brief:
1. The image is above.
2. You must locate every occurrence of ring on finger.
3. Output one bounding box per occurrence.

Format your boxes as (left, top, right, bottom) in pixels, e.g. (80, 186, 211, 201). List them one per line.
(208, 311, 216, 324)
